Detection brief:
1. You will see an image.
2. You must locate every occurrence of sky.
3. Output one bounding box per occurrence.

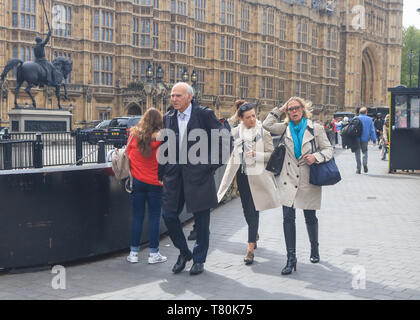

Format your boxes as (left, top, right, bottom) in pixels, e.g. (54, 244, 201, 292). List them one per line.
(403, 0, 420, 29)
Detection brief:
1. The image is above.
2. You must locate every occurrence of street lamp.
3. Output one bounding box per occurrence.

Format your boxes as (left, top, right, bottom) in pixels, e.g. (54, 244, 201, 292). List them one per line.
(182, 67, 189, 82)
(191, 69, 198, 84)
(409, 50, 415, 88)
(146, 63, 153, 83)
(191, 69, 198, 98)
(156, 64, 164, 83)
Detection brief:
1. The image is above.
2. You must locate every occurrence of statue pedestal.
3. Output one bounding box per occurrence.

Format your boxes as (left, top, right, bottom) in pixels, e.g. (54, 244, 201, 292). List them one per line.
(7, 108, 72, 132)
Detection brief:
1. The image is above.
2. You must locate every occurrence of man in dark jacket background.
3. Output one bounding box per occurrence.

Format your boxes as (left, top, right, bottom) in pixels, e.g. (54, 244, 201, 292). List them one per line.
(374, 113, 384, 149)
(158, 82, 230, 275)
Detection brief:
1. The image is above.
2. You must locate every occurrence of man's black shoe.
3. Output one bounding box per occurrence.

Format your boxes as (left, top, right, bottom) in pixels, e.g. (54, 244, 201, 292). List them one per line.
(189, 263, 204, 275)
(363, 165, 368, 173)
(187, 229, 197, 241)
(356, 169, 361, 174)
(172, 254, 192, 274)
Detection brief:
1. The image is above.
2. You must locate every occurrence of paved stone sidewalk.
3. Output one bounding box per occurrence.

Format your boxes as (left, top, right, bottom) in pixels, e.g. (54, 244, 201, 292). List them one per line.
(1, 145, 420, 300)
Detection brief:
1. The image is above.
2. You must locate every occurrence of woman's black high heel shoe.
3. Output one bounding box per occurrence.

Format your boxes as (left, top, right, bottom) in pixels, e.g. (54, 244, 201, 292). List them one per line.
(281, 254, 297, 275)
(282, 220, 296, 275)
(306, 223, 320, 263)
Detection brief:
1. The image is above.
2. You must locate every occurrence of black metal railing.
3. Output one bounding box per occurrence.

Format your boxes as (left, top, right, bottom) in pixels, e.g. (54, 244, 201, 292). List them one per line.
(0, 128, 115, 170)
(0, 139, 36, 170)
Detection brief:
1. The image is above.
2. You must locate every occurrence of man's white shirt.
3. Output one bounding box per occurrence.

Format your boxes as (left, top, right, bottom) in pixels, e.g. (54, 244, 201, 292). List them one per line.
(177, 103, 192, 146)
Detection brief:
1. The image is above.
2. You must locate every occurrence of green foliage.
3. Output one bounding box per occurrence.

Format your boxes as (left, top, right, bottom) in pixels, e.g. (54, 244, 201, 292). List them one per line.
(401, 26, 420, 87)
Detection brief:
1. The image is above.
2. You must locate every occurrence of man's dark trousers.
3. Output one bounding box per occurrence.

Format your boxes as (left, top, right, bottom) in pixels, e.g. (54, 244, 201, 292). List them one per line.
(162, 177, 210, 263)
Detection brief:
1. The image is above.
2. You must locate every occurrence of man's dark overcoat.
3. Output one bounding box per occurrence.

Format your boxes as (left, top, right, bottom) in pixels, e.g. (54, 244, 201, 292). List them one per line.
(158, 99, 231, 213)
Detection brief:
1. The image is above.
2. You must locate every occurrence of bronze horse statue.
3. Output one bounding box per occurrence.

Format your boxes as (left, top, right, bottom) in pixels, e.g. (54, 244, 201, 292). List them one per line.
(0, 56, 73, 109)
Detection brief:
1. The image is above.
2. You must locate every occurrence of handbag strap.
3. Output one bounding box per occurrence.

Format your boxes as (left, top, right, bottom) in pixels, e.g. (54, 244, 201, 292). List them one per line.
(308, 127, 317, 152)
(126, 134, 134, 149)
(279, 125, 287, 142)
(308, 126, 326, 162)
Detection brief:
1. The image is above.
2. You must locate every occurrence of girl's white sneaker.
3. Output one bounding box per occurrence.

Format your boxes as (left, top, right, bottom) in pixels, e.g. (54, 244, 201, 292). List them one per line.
(127, 251, 139, 263)
(148, 252, 167, 264)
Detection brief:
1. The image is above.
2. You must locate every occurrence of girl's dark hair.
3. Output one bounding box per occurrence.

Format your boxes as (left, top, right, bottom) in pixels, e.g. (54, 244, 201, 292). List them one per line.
(237, 103, 255, 118)
(130, 108, 163, 157)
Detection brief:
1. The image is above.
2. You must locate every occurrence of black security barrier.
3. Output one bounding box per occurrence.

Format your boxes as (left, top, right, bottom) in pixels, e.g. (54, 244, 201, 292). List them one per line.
(0, 162, 228, 271)
(0, 165, 133, 270)
(388, 86, 420, 172)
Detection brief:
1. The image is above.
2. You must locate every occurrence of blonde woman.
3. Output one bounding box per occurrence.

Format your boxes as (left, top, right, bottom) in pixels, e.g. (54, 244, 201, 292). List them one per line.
(218, 103, 280, 265)
(263, 97, 333, 275)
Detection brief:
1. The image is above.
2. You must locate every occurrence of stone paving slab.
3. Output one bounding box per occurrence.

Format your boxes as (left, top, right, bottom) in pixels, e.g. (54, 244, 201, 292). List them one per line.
(1, 145, 420, 300)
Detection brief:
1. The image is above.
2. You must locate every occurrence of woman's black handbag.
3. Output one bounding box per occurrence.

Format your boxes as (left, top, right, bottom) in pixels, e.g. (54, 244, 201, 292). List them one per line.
(308, 128, 341, 186)
(266, 128, 287, 176)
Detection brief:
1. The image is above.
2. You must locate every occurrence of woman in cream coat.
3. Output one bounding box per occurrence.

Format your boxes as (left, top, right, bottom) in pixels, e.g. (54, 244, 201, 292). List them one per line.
(263, 97, 333, 275)
(218, 103, 280, 265)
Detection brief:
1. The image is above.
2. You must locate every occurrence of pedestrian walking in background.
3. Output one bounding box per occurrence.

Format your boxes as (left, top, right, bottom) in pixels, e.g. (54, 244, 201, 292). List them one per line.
(374, 113, 385, 150)
(263, 97, 333, 275)
(331, 118, 338, 146)
(126, 108, 167, 265)
(159, 82, 230, 276)
(336, 117, 343, 147)
(218, 103, 280, 265)
(340, 117, 350, 149)
(354, 107, 376, 174)
(324, 120, 335, 147)
(381, 114, 390, 161)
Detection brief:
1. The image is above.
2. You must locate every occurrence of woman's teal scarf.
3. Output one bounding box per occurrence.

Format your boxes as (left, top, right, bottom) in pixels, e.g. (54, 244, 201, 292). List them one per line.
(289, 118, 307, 159)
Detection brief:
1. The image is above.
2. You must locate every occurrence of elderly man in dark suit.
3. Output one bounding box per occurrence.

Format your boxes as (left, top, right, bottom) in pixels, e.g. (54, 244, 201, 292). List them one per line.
(158, 82, 230, 275)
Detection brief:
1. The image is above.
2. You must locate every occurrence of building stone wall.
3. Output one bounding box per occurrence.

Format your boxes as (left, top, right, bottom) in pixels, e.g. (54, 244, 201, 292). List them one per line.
(0, 0, 403, 129)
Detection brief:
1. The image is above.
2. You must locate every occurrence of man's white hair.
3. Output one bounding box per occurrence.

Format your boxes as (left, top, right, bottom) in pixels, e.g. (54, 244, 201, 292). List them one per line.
(173, 82, 194, 97)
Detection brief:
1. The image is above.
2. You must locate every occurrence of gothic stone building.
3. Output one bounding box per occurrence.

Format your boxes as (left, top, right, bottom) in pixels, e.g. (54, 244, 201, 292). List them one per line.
(0, 0, 403, 128)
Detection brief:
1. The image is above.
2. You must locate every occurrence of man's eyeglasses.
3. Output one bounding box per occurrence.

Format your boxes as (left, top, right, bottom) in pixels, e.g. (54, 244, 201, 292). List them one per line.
(287, 105, 302, 112)
(239, 103, 255, 111)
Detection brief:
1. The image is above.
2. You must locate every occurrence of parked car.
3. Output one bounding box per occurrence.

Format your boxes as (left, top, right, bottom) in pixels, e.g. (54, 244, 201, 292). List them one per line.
(0, 127, 9, 139)
(107, 116, 142, 147)
(80, 120, 111, 144)
(333, 112, 355, 120)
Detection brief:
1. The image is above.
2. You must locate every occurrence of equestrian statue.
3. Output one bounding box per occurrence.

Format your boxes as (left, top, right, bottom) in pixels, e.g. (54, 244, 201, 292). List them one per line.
(0, 0, 72, 109)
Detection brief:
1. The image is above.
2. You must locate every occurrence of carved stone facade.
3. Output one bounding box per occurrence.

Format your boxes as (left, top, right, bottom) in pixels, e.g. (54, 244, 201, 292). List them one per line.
(0, 0, 402, 128)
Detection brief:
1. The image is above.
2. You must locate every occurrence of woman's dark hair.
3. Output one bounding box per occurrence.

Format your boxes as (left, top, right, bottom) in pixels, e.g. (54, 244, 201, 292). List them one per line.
(130, 108, 163, 157)
(237, 103, 255, 118)
(232, 99, 247, 116)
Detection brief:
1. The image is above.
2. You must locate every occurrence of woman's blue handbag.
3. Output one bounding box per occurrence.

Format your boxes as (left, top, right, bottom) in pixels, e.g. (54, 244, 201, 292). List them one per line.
(309, 157, 341, 186)
(309, 128, 341, 186)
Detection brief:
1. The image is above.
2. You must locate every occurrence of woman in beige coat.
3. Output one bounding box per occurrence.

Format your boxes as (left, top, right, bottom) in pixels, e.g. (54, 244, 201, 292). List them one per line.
(263, 97, 333, 275)
(218, 103, 280, 265)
